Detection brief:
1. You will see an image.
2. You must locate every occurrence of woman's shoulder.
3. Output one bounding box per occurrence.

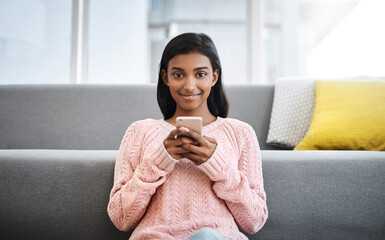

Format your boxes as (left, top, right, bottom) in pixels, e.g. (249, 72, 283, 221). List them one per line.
(220, 118, 259, 149)
(125, 118, 163, 135)
(221, 117, 255, 134)
(129, 118, 160, 128)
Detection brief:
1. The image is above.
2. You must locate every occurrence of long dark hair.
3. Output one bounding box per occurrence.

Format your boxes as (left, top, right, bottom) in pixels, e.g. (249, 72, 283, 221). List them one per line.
(157, 32, 229, 120)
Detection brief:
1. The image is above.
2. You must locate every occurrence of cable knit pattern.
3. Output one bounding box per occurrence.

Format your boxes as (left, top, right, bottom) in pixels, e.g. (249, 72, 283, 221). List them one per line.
(107, 117, 268, 240)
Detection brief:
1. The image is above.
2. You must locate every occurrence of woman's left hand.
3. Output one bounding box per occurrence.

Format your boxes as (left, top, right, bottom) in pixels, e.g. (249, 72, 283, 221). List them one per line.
(179, 127, 217, 165)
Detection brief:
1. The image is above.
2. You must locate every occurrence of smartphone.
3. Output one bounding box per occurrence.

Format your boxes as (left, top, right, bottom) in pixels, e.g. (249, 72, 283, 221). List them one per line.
(176, 116, 202, 137)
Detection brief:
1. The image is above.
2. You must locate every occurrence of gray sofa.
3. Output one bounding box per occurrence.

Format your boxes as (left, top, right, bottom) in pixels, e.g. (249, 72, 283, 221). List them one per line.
(1, 84, 384, 240)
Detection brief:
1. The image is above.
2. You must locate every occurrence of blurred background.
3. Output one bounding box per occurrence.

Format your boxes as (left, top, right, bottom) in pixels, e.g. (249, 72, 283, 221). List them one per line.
(0, 0, 384, 85)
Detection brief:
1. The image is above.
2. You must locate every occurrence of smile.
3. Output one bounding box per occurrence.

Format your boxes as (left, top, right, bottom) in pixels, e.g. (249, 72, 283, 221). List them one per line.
(179, 93, 201, 101)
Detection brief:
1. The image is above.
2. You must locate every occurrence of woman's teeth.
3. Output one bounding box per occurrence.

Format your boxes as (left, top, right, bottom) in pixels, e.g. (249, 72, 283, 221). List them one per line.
(181, 94, 200, 100)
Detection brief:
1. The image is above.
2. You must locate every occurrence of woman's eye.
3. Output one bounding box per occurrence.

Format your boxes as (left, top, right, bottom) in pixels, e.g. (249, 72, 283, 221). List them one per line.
(197, 72, 207, 78)
(173, 73, 183, 78)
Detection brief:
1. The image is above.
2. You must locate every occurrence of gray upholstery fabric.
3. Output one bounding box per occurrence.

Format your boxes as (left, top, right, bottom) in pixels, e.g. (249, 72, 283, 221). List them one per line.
(1, 84, 384, 240)
(0, 84, 279, 150)
(1, 150, 384, 240)
(259, 150, 385, 240)
(225, 85, 281, 150)
(0, 150, 129, 240)
(0, 84, 162, 150)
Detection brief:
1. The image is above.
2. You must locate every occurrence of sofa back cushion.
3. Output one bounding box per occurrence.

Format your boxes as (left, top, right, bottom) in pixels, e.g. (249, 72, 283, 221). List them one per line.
(0, 84, 278, 150)
(0, 84, 161, 150)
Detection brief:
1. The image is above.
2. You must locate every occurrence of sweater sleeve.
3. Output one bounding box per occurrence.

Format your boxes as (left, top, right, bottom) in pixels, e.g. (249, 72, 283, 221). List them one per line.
(197, 124, 268, 234)
(107, 122, 178, 231)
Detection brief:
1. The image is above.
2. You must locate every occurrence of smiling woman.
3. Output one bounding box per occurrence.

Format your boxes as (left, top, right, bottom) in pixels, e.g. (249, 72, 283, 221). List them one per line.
(157, 33, 229, 121)
(161, 52, 219, 125)
(107, 33, 268, 240)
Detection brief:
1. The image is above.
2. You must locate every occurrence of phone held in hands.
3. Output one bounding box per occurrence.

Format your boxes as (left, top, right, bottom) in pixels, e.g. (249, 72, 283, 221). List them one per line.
(176, 116, 202, 138)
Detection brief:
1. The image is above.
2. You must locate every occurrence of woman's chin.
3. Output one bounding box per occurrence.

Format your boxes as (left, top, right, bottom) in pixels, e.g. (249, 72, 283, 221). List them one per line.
(176, 102, 206, 113)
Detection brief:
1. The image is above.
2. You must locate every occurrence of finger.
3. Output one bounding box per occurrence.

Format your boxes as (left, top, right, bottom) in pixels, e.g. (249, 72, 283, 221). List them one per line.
(183, 152, 206, 165)
(170, 146, 191, 155)
(183, 141, 217, 160)
(174, 126, 195, 139)
(203, 136, 217, 144)
(164, 137, 195, 150)
(166, 127, 191, 140)
(172, 153, 185, 160)
(181, 143, 202, 154)
(167, 128, 181, 140)
(183, 128, 208, 146)
(167, 146, 191, 160)
(178, 136, 196, 145)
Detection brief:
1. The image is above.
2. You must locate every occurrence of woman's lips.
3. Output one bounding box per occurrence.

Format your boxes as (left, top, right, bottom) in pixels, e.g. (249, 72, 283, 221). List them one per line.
(179, 93, 201, 101)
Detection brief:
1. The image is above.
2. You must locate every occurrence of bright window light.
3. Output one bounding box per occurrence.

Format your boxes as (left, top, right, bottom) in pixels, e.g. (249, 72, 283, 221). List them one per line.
(309, 0, 385, 78)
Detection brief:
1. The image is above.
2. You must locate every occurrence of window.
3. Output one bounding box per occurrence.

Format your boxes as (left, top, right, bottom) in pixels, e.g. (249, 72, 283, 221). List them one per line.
(264, 0, 385, 81)
(88, 0, 149, 84)
(0, 0, 384, 85)
(0, 0, 72, 84)
(149, 0, 250, 84)
(307, 0, 385, 78)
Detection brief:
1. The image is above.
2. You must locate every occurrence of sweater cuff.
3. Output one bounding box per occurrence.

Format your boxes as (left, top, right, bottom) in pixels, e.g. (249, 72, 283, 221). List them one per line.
(197, 142, 229, 181)
(152, 143, 178, 172)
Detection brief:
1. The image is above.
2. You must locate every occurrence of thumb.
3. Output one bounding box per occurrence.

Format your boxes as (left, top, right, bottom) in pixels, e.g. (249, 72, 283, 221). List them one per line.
(203, 135, 217, 144)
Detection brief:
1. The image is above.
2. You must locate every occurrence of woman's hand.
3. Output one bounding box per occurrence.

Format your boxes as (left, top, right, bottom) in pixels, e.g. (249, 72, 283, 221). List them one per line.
(178, 128, 217, 165)
(163, 127, 197, 160)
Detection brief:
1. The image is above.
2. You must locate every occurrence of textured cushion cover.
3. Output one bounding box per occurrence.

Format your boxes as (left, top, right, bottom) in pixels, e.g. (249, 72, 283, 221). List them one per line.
(0, 150, 129, 240)
(225, 85, 279, 150)
(0, 84, 162, 150)
(267, 77, 385, 150)
(295, 81, 385, 150)
(267, 78, 315, 149)
(2, 150, 385, 240)
(0, 84, 279, 150)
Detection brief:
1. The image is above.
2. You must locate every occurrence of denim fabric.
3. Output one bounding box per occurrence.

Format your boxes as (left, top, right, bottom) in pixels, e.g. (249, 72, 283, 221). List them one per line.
(189, 228, 228, 240)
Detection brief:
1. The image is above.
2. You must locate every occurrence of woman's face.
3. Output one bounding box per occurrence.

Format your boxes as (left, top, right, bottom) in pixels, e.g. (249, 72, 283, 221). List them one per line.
(162, 52, 218, 116)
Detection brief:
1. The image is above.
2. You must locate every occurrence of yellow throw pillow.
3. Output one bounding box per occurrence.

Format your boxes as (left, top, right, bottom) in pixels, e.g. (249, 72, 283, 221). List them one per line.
(295, 80, 385, 151)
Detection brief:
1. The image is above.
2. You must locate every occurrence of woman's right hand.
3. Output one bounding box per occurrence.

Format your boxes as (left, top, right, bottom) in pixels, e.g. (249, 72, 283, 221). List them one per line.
(163, 127, 196, 160)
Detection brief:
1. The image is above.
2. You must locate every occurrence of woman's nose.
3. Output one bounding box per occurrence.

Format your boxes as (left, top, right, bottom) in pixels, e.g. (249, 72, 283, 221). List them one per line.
(183, 76, 196, 91)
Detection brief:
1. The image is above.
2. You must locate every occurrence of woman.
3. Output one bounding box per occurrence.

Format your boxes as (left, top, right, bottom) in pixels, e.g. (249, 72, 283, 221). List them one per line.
(107, 33, 268, 240)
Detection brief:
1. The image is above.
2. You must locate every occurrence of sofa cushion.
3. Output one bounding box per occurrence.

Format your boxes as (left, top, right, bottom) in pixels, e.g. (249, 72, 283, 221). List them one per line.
(0, 84, 162, 150)
(225, 84, 280, 150)
(266, 78, 314, 149)
(1, 149, 385, 240)
(0, 149, 130, 240)
(0, 84, 279, 150)
(268, 77, 385, 150)
(295, 80, 385, 150)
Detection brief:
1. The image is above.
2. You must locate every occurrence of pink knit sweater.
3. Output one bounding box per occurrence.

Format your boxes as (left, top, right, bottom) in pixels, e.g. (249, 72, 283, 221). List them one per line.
(107, 117, 268, 240)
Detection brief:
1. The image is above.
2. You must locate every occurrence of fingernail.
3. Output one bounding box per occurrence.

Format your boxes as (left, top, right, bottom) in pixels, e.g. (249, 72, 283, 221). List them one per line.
(180, 127, 189, 132)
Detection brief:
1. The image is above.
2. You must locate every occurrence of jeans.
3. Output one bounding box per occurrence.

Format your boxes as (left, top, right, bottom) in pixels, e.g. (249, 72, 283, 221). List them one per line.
(188, 228, 229, 240)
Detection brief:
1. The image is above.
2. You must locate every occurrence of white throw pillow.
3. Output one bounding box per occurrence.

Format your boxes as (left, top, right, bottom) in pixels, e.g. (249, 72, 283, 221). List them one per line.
(266, 77, 315, 149)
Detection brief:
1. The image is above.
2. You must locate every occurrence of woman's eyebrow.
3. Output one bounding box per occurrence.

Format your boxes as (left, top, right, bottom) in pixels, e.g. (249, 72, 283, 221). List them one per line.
(171, 67, 184, 71)
(194, 67, 209, 71)
(170, 66, 209, 71)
